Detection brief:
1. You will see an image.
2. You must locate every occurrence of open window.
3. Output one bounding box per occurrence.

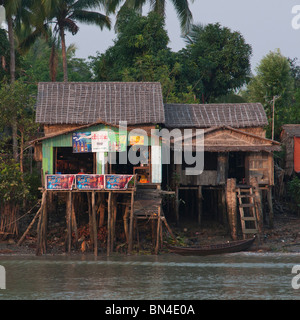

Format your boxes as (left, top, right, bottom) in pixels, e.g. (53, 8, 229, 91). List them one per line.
(54, 147, 94, 174)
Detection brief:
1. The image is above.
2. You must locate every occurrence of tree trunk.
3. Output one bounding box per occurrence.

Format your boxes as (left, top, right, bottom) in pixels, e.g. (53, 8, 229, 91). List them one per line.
(7, 14, 18, 160)
(60, 27, 68, 82)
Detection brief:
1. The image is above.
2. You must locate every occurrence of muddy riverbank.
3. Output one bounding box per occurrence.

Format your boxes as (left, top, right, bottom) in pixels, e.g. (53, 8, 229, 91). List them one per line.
(1, 211, 300, 256)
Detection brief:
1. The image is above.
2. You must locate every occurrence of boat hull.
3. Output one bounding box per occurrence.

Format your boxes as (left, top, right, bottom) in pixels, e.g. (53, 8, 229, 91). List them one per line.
(167, 237, 256, 256)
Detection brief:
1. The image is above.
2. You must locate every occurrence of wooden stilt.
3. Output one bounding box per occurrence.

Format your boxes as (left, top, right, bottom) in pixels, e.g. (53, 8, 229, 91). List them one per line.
(175, 185, 179, 225)
(87, 192, 94, 248)
(221, 188, 227, 227)
(110, 194, 117, 253)
(67, 191, 72, 253)
(107, 191, 112, 257)
(71, 194, 78, 245)
(155, 206, 161, 254)
(128, 190, 135, 253)
(267, 186, 274, 228)
(250, 177, 263, 233)
(197, 186, 202, 226)
(36, 190, 48, 255)
(98, 193, 105, 227)
(123, 205, 130, 243)
(91, 191, 98, 256)
(226, 178, 238, 240)
(41, 196, 47, 253)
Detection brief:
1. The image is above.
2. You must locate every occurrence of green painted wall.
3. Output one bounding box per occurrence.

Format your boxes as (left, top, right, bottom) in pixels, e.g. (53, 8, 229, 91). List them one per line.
(42, 124, 162, 183)
(42, 124, 123, 175)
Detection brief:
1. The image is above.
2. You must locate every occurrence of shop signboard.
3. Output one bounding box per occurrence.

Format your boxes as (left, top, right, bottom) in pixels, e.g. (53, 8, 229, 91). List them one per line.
(72, 132, 92, 153)
(105, 175, 134, 190)
(76, 174, 104, 190)
(91, 131, 109, 152)
(46, 174, 75, 190)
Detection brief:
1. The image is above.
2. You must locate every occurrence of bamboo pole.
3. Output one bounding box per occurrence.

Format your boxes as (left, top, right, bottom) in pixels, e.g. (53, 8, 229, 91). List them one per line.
(128, 190, 135, 253)
(107, 191, 112, 257)
(67, 191, 72, 253)
(71, 194, 78, 245)
(155, 205, 161, 254)
(250, 177, 263, 233)
(267, 186, 274, 228)
(87, 192, 94, 248)
(197, 186, 202, 226)
(18, 190, 47, 246)
(92, 191, 98, 256)
(161, 216, 176, 241)
(226, 178, 238, 240)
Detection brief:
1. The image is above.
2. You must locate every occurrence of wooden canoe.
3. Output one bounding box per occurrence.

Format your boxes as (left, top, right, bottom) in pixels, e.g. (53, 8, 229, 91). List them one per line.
(167, 237, 256, 256)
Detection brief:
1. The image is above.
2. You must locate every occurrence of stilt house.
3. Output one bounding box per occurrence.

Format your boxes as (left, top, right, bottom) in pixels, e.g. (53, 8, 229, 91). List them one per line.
(163, 103, 281, 239)
(280, 124, 300, 176)
(32, 82, 171, 256)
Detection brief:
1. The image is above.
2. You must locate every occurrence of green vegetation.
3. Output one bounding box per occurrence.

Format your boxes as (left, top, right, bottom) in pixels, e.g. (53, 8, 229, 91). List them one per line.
(1, 0, 300, 236)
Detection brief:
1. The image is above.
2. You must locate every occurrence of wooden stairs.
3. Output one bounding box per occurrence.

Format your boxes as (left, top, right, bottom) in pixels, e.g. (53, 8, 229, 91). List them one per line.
(236, 185, 259, 239)
(124, 184, 176, 253)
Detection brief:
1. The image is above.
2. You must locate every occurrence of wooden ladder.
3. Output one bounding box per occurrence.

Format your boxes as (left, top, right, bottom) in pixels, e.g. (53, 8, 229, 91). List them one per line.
(237, 186, 258, 239)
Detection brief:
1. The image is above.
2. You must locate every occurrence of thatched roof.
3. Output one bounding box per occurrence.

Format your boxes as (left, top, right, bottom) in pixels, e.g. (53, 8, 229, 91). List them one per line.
(35, 82, 165, 125)
(164, 103, 268, 128)
(281, 124, 300, 137)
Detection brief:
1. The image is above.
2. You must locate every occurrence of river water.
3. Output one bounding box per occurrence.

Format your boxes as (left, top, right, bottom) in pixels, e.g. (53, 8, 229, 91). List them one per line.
(0, 252, 300, 300)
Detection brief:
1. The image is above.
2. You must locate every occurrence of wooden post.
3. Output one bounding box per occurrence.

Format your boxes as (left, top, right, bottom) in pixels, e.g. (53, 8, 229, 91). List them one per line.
(217, 153, 228, 185)
(155, 205, 161, 254)
(36, 190, 48, 255)
(67, 191, 72, 253)
(110, 193, 117, 253)
(128, 190, 135, 253)
(197, 186, 202, 226)
(250, 177, 263, 233)
(175, 185, 179, 225)
(87, 192, 94, 248)
(107, 191, 112, 257)
(71, 193, 78, 246)
(41, 195, 48, 254)
(226, 178, 238, 240)
(92, 191, 98, 256)
(123, 205, 130, 243)
(98, 193, 105, 227)
(221, 188, 227, 226)
(267, 186, 274, 228)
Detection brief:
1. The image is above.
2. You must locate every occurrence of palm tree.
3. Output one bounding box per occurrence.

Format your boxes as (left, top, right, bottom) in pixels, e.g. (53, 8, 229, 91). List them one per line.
(0, 0, 22, 160)
(107, 0, 194, 34)
(30, 0, 111, 82)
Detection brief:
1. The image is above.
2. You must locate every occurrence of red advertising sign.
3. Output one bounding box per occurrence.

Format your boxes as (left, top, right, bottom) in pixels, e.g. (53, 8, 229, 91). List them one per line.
(76, 174, 104, 190)
(46, 175, 75, 190)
